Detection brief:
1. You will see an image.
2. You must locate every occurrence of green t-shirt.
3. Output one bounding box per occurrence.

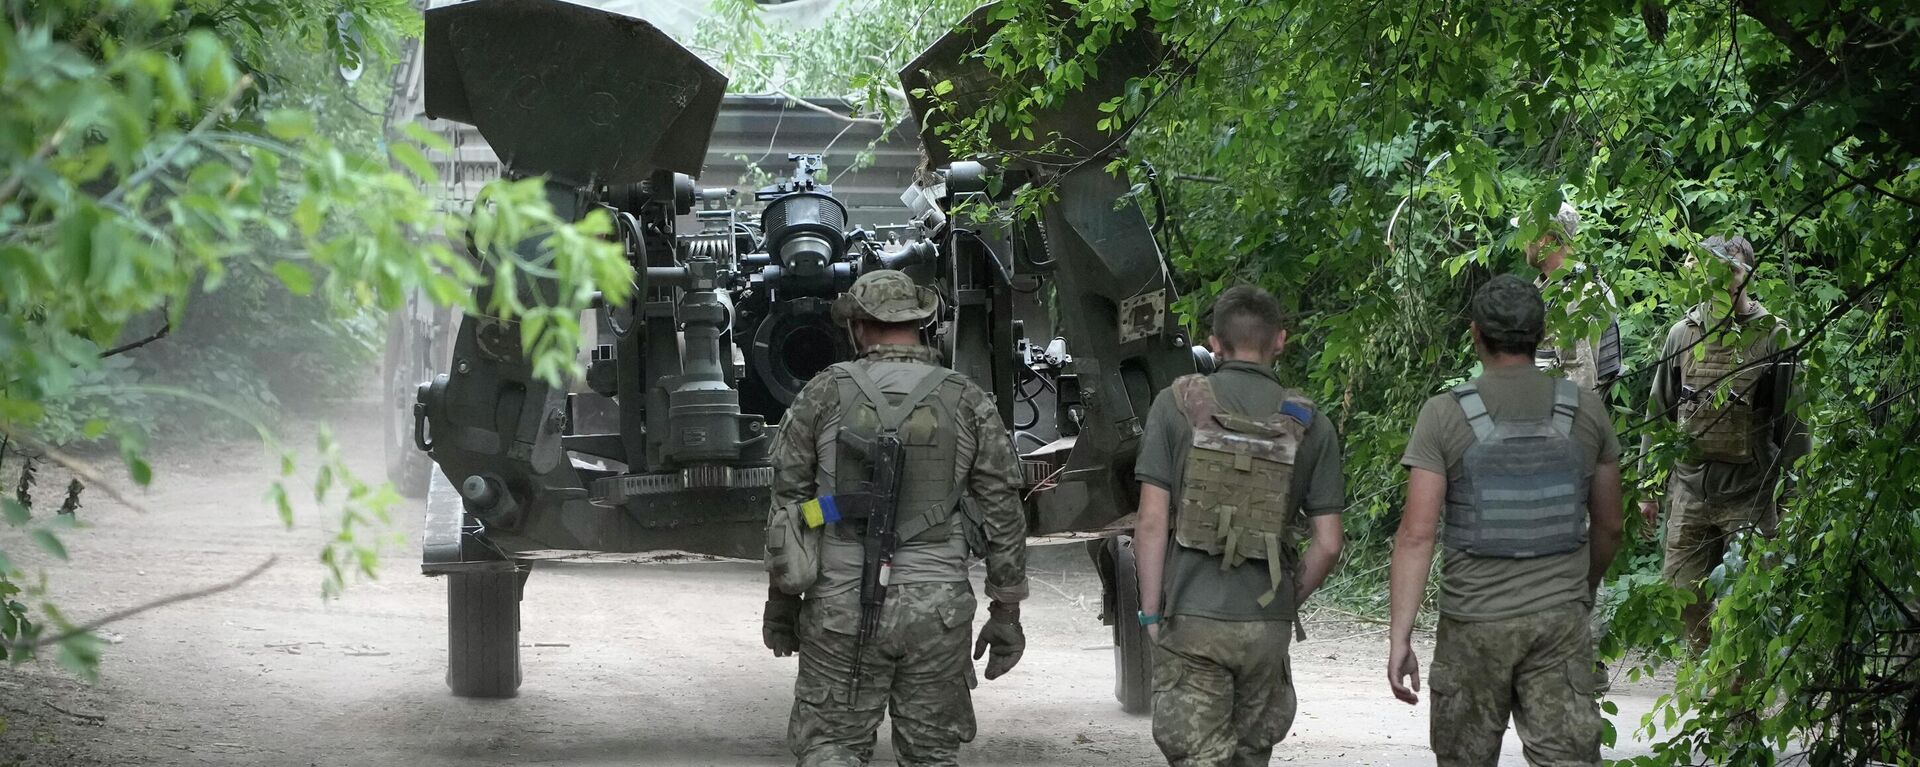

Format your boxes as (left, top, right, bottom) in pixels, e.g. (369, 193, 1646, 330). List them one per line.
(1400, 364, 1620, 622)
(1134, 361, 1345, 622)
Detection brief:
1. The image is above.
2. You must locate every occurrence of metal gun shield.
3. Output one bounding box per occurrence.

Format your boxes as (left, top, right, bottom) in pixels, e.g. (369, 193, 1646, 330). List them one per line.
(424, 0, 728, 186)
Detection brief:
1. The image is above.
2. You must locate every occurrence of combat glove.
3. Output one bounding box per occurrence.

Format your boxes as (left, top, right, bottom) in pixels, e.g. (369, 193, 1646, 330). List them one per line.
(972, 600, 1025, 680)
(763, 587, 803, 657)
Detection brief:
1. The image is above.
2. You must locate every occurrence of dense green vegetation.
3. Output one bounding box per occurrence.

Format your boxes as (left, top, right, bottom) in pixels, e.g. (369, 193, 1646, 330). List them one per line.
(710, 0, 1920, 762)
(0, 0, 622, 670)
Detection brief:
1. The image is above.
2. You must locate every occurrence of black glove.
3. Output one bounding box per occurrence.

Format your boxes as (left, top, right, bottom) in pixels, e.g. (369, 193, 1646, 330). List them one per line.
(763, 587, 803, 657)
(972, 600, 1025, 680)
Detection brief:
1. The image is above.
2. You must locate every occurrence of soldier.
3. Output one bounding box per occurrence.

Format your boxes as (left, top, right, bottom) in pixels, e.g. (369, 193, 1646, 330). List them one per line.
(1526, 201, 1624, 397)
(1638, 235, 1807, 652)
(1133, 285, 1347, 767)
(1524, 200, 1625, 691)
(1388, 275, 1624, 766)
(760, 270, 1029, 767)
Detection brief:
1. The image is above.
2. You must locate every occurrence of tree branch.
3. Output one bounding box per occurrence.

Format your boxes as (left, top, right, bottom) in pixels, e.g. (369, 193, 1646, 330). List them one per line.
(32, 556, 277, 649)
(99, 320, 170, 358)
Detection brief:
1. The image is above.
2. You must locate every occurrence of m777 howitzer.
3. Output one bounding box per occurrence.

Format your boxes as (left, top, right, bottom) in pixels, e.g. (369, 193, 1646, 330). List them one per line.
(406, 0, 1202, 711)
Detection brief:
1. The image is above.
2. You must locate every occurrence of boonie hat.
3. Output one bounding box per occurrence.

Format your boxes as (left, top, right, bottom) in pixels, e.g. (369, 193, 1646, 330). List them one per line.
(831, 269, 940, 326)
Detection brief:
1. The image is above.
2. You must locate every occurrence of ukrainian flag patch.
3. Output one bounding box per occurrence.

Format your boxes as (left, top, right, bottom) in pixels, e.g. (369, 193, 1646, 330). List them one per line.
(802, 496, 841, 528)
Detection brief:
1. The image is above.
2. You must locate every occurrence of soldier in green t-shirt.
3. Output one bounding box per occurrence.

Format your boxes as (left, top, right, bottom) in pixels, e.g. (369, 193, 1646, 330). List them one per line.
(1388, 275, 1625, 766)
(1133, 285, 1346, 766)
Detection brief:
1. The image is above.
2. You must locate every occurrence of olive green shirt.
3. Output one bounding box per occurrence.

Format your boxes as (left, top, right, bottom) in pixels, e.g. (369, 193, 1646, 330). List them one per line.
(1135, 361, 1345, 622)
(1401, 365, 1619, 622)
(1641, 303, 1808, 504)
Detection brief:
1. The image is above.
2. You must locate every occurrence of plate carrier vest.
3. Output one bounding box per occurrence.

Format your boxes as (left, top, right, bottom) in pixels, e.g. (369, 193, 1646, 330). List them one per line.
(1443, 378, 1590, 559)
(1170, 374, 1313, 608)
(829, 361, 982, 549)
(1678, 318, 1771, 464)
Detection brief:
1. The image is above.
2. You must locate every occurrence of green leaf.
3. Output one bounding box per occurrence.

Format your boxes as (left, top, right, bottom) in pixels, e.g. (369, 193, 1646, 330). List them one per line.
(271, 262, 314, 295)
(1, 499, 29, 526)
(31, 530, 67, 561)
(127, 458, 152, 487)
(264, 109, 314, 141)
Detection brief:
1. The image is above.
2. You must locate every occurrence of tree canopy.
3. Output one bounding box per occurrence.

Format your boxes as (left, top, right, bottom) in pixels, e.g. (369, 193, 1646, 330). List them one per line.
(709, 0, 1920, 761)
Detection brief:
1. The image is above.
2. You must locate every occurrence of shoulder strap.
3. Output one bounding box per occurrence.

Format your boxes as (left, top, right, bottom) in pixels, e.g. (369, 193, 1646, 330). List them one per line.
(1451, 382, 1496, 442)
(837, 362, 956, 433)
(1549, 378, 1579, 435)
(1173, 374, 1218, 429)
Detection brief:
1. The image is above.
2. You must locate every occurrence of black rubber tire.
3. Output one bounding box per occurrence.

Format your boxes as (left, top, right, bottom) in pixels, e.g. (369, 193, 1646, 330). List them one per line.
(382, 309, 433, 499)
(446, 570, 523, 698)
(1109, 535, 1154, 715)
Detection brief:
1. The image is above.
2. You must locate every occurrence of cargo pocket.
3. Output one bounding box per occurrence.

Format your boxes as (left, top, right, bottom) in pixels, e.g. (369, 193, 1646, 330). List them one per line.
(1564, 657, 1598, 698)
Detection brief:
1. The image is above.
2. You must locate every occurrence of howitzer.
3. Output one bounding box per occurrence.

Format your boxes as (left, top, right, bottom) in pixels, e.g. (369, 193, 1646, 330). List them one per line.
(395, 0, 1201, 710)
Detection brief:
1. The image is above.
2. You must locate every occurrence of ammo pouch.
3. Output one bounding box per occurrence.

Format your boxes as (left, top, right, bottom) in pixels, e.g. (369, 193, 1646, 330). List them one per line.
(1679, 334, 1765, 464)
(1443, 378, 1589, 559)
(1170, 374, 1311, 607)
(765, 501, 823, 595)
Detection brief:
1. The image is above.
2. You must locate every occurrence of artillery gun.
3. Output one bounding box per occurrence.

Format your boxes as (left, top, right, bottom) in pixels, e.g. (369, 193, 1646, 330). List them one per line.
(400, 0, 1198, 710)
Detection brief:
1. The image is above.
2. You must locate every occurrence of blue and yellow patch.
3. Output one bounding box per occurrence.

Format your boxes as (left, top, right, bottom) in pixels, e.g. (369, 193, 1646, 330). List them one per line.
(801, 496, 842, 528)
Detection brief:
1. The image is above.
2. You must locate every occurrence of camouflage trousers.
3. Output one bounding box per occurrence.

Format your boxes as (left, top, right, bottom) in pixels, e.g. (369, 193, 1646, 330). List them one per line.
(1662, 479, 1776, 651)
(1429, 602, 1601, 767)
(788, 581, 977, 767)
(1151, 616, 1296, 767)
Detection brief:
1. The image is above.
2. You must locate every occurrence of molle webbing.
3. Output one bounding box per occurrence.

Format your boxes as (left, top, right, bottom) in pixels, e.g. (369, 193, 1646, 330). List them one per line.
(1679, 337, 1764, 464)
(831, 362, 966, 545)
(1170, 374, 1309, 608)
(1443, 378, 1589, 559)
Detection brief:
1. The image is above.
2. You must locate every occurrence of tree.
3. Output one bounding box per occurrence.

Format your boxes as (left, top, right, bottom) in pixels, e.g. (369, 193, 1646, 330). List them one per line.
(0, 0, 626, 671)
(719, 0, 1920, 760)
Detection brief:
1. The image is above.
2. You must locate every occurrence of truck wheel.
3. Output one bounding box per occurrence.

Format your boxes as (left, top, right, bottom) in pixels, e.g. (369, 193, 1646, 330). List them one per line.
(383, 309, 433, 498)
(446, 570, 524, 698)
(1108, 534, 1154, 715)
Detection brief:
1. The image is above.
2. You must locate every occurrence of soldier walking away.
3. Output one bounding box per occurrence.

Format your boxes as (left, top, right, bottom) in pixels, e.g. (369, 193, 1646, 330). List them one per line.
(1132, 285, 1347, 767)
(1638, 235, 1808, 653)
(1525, 201, 1624, 398)
(1388, 275, 1624, 766)
(761, 270, 1029, 767)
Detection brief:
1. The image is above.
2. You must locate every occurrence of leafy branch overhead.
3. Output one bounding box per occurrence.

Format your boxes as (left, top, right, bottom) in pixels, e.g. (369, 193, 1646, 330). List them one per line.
(0, 1, 627, 669)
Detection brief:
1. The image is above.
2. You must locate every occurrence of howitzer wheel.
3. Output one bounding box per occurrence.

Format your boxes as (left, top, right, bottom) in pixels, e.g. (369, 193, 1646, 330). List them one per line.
(1108, 535, 1154, 715)
(446, 569, 524, 698)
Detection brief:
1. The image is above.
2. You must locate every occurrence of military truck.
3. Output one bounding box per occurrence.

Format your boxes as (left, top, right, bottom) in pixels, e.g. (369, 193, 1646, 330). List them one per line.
(386, 0, 1197, 712)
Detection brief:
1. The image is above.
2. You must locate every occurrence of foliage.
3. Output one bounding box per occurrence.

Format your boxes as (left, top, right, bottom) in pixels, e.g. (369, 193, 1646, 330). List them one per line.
(0, 0, 627, 669)
(719, 0, 1920, 760)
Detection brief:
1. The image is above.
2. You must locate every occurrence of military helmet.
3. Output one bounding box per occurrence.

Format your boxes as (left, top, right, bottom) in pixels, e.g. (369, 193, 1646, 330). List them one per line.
(831, 269, 940, 326)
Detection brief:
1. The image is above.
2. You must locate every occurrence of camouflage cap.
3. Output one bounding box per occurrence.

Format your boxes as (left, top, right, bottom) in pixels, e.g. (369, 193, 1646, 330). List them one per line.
(1471, 274, 1546, 348)
(831, 269, 939, 326)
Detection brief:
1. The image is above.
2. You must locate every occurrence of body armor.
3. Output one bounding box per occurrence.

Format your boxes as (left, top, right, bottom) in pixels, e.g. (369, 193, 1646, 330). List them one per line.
(1678, 321, 1769, 464)
(1443, 378, 1590, 559)
(1170, 374, 1312, 607)
(828, 360, 981, 551)
(1535, 269, 1623, 391)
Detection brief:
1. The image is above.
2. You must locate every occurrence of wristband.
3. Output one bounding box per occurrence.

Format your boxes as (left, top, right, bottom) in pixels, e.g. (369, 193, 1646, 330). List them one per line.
(1136, 611, 1162, 626)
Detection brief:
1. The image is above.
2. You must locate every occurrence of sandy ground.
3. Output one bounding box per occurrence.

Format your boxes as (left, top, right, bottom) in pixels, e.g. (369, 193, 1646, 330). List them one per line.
(0, 396, 1668, 766)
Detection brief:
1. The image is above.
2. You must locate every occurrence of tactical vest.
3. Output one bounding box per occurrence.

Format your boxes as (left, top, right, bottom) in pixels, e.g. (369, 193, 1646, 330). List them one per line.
(1443, 378, 1590, 559)
(829, 361, 982, 550)
(1678, 322, 1769, 464)
(1170, 374, 1312, 607)
(1536, 273, 1623, 390)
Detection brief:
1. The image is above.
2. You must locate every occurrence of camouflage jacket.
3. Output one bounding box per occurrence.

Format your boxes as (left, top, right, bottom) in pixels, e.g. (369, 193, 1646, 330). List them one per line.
(770, 343, 1028, 603)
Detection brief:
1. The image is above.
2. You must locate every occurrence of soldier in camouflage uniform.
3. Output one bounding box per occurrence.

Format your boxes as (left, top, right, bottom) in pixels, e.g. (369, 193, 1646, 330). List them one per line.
(761, 270, 1029, 767)
(1526, 202, 1624, 397)
(1133, 286, 1347, 767)
(1638, 236, 1808, 652)
(1391, 275, 1624, 766)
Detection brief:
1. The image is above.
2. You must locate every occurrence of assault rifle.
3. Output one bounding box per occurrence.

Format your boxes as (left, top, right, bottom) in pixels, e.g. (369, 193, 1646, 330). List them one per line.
(832, 430, 906, 698)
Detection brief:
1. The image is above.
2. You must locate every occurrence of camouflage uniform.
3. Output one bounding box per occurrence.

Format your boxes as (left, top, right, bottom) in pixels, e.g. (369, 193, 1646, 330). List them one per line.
(771, 271, 1027, 767)
(1428, 603, 1601, 766)
(1643, 302, 1806, 650)
(1152, 617, 1296, 767)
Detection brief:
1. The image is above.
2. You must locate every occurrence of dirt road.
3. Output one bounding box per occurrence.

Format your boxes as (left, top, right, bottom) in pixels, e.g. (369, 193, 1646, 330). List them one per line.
(0, 397, 1666, 766)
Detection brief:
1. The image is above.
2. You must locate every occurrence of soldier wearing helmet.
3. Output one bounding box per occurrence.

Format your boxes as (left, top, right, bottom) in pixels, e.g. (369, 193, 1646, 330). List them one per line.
(1638, 235, 1808, 652)
(762, 269, 1029, 766)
